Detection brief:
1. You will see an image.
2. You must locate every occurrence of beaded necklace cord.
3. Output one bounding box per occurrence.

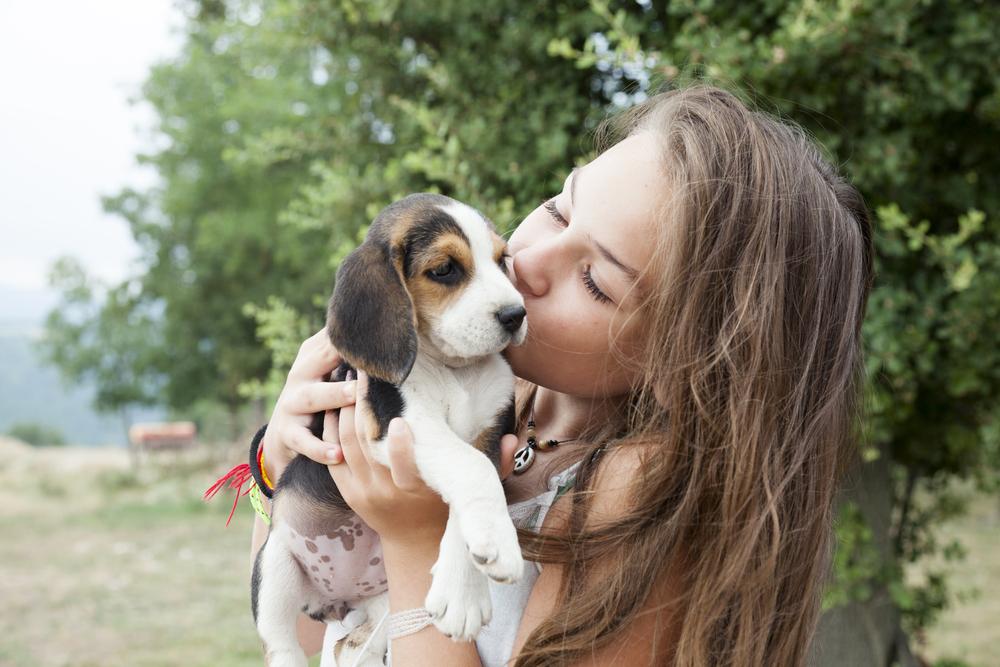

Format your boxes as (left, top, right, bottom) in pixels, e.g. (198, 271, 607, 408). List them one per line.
(512, 393, 578, 475)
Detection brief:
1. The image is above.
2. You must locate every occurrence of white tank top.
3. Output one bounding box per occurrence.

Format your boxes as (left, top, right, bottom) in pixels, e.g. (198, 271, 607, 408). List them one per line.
(475, 461, 581, 667)
(319, 461, 582, 667)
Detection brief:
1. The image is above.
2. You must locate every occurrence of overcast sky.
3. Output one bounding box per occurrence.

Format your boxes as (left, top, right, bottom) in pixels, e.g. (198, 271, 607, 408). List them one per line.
(0, 0, 182, 324)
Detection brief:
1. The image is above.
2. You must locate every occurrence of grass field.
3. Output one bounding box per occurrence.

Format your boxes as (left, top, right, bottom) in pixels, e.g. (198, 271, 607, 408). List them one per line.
(912, 490, 1000, 666)
(0, 437, 305, 667)
(1, 438, 996, 666)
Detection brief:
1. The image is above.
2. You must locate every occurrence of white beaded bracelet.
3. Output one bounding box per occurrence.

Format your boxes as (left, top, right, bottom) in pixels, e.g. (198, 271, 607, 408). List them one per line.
(386, 607, 434, 640)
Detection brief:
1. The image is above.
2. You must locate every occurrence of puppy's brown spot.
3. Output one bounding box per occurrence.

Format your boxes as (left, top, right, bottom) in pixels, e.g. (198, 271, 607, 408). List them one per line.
(473, 425, 494, 454)
(405, 231, 473, 336)
(358, 398, 382, 442)
(491, 232, 507, 265)
(473, 401, 514, 471)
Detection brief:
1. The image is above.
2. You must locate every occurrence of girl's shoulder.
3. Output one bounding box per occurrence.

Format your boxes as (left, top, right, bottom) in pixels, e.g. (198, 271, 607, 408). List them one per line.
(540, 443, 646, 535)
(583, 443, 647, 525)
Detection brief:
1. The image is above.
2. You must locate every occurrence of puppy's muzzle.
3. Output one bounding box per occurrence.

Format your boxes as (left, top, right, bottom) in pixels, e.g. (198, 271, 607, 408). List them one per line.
(495, 305, 526, 334)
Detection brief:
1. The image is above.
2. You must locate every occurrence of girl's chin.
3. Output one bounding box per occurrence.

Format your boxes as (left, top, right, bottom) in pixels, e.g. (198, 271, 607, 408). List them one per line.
(500, 340, 534, 378)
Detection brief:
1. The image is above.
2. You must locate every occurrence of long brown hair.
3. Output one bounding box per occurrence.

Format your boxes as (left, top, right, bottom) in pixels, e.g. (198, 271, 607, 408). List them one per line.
(512, 85, 875, 666)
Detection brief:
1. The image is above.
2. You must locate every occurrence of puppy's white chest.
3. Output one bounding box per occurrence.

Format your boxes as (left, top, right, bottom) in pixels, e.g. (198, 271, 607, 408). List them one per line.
(402, 356, 512, 444)
(444, 390, 482, 443)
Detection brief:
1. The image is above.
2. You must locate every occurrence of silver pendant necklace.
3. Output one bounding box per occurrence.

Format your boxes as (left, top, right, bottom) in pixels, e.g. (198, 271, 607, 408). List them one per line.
(512, 396, 578, 475)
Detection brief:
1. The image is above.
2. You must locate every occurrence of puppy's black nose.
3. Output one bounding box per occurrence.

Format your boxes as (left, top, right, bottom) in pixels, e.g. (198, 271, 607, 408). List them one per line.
(496, 305, 526, 333)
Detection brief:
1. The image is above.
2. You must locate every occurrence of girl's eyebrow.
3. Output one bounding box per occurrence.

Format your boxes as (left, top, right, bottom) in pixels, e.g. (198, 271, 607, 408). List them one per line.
(570, 167, 640, 284)
(569, 167, 582, 206)
(591, 235, 640, 283)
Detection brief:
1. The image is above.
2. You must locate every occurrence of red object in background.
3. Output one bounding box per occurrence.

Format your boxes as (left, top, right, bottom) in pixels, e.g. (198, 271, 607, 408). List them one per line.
(128, 421, 197, 451)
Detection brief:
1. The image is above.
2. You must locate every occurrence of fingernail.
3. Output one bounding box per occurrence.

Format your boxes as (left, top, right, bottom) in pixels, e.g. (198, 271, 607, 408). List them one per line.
(388, 418, 405, 437)
(326, 448, 340, 462)
(342, 381, 355, 397)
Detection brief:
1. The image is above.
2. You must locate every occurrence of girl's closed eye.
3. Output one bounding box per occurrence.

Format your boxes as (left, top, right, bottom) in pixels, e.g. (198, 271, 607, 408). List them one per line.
(543, 197, 613, 304)
(543, 198, 568, 226)
(582, 266, 612, 304)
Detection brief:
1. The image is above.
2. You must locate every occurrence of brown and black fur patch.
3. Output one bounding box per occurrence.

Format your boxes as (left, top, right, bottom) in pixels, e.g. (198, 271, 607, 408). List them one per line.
(326, 241, 417, 385)
(404, 230, 473, 336)
(491, 233, 507, 265)
(473, 399, 515, 472)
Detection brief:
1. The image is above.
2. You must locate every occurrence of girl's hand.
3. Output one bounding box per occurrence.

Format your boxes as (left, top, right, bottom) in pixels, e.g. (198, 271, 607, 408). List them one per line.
(264, 329, 357, 473)
(325, 369, 520, 547)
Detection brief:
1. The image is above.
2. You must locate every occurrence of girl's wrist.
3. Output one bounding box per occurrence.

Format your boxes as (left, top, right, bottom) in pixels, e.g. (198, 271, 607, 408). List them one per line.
(381, 530, 445, 609)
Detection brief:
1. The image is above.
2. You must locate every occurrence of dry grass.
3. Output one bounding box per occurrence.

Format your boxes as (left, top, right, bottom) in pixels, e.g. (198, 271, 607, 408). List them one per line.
(0, 437, 323, 667)
(910, 490, 1000, 667)
(1, 439, 996, 666)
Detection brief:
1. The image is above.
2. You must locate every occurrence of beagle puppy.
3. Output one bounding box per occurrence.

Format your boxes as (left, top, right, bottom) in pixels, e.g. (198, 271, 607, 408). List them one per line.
(252, 193, 527, 667)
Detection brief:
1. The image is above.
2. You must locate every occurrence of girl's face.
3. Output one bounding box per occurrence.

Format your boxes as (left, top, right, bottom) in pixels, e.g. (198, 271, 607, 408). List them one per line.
(503, 133, 661, 398)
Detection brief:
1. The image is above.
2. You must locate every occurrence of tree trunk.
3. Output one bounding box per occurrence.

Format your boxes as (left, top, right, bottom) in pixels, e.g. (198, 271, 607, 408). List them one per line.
(121, 407, 139, 472)
(808, 447, 917, 667)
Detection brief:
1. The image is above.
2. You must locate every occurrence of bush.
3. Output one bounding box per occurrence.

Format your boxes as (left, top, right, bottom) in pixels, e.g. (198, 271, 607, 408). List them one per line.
(7, 422, 67, 447)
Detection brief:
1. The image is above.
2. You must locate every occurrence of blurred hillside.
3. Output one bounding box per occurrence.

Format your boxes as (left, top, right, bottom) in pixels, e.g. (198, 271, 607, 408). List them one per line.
(0, 325, 162, 446)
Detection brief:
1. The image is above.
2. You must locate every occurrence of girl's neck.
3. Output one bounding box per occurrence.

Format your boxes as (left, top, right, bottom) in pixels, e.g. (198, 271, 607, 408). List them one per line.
(503, 385, 622, 505)
(530, 385, 621, 441)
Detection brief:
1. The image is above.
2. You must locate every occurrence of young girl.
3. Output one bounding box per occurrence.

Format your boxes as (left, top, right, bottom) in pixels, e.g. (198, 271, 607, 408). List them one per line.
(250, 84, 874, 666)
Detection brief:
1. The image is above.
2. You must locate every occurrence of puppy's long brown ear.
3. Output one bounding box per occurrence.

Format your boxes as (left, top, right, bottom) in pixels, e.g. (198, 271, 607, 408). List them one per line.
(327, 240, 417, 385)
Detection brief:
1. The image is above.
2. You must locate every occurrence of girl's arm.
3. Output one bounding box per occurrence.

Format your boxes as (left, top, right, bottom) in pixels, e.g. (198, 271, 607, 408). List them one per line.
(380, 536, 484, 666)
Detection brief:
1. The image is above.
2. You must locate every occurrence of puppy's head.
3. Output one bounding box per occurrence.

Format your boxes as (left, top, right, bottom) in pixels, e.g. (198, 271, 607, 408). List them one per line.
(327, 193, 526, 384)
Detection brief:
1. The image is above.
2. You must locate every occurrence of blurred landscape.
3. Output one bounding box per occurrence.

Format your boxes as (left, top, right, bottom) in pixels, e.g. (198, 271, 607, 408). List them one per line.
(0, 323, 163, 446)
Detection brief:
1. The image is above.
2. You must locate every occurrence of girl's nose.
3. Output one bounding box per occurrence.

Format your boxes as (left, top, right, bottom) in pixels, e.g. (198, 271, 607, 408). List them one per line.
(511, 235, 564, 298)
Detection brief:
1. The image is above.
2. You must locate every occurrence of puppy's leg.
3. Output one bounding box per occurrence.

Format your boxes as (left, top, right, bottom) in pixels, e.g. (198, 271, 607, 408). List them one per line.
(332, 594, 389, 667)
(424, 512, 492, 641)
(255, 528, 312, 667)
(399, 423, 524, 584)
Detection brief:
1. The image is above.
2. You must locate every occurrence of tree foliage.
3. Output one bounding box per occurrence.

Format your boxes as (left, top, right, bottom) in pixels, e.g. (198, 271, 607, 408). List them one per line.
(44, 0, 1000, 642)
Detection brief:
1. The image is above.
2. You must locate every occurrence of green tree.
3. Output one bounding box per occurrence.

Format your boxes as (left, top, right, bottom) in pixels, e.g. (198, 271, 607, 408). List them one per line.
(43, 2, 1000, 662)
(97, 2, 340, 415)
(37, 257, 163, 460)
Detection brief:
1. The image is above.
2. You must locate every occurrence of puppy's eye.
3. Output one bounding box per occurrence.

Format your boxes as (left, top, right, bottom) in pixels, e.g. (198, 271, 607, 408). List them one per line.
(430, 261, 455, 278)
(497, 252, 510, 274)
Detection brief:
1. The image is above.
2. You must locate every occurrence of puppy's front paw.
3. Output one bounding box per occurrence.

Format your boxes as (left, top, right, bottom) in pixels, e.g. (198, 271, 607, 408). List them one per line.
(425, 560, 491, 641)
(460, 504, 525, 584)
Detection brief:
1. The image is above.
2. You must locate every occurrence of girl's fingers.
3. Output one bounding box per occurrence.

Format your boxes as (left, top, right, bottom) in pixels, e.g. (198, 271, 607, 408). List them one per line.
(499, 433, 520, 480)
(289, 329, 341, 381)
(322, 410, 344, 464)
(385, 418, 423, 492)
(353, 372, 394, 484)
(288, 380, 357, 414)
(338, 400, 370, 483)
(352, 372, 376, 463)
(288, 425, 340, 465)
